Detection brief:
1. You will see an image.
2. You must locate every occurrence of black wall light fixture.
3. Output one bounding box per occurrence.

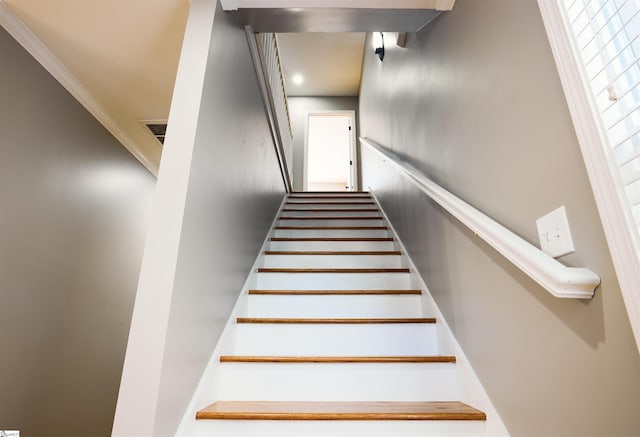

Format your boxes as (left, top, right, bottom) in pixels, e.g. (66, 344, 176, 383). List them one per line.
(373, 32, 385, 61)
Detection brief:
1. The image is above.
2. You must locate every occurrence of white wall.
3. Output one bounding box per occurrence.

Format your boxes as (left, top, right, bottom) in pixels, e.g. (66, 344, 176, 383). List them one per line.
(112, 1, 285, 436)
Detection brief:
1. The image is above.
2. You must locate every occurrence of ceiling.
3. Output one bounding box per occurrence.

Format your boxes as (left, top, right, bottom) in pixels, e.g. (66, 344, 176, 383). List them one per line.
(3, 0, 190, 173)
(1, 1, 447, 172)
(277, 33, 366, 97)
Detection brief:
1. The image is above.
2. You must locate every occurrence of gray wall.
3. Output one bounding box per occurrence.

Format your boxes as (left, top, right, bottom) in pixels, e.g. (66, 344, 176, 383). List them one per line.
(151, 4, 285, 435)
(0, 28, 155, 437)
(359, 1, 640, 436)
(288, 96, 359, 191)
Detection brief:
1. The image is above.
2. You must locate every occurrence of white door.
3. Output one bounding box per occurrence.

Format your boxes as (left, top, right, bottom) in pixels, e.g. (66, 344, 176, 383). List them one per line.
(305, 113, 356, 192)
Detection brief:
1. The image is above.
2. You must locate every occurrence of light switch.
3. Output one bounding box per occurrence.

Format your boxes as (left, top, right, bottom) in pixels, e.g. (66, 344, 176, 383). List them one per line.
(536, 206, 575, 258)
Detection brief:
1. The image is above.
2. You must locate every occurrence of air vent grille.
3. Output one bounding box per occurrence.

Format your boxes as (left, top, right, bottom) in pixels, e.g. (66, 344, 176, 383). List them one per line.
(142, 121, 167, 145)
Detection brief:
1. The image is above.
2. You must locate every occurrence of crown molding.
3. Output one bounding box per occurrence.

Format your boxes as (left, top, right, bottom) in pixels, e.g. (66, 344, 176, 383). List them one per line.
(0, 1, 158, 176)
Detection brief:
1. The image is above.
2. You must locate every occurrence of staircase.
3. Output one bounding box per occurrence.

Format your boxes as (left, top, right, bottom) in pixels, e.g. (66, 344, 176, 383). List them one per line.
(191, 191, 489, 436)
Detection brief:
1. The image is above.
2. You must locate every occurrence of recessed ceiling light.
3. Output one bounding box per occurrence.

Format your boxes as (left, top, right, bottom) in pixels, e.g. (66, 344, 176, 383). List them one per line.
(292, 74, 304, 85)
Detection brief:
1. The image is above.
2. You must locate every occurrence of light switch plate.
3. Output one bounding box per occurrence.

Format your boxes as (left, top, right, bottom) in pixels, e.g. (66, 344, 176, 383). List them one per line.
(536, 206, 575, 258)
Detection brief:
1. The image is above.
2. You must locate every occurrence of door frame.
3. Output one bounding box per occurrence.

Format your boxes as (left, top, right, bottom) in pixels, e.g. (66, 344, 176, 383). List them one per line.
(303, 110, 358, 192)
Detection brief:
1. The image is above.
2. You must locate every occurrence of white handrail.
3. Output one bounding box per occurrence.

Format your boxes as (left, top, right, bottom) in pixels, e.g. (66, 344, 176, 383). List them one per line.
(361, 137, 600, 299)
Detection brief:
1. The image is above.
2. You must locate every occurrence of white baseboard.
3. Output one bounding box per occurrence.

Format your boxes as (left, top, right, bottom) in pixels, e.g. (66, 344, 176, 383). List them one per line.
(369, 188, 510, 437)
(175, 194, 288, 437)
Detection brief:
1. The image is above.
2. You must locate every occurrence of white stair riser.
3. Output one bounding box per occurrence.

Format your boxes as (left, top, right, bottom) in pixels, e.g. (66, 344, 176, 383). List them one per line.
(218, 363, 457, 401)
(262, 254, 402, 268)
(234, 324, 438, 355)
(278, 219, 385, 227)
(246, 295, 421, 318)
(180, 194, 497, 437)
(287, 194, 372, 198)
(256, 272, 411, 289)
(268, 241, 396, 251)
(273, 229, 389, 238)
(287, 199, 374, 204)
(194, 420, 486, 437)
(281, 210, 381, 217)
(284, 205, 377, 211)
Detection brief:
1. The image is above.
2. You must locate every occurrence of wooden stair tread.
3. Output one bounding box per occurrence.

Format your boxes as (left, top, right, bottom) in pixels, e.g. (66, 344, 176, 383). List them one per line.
(196, 401, 486, 421)
(248, 289, 421, 295)
(282, 208, 379, 212)
(275, 226, 388, 230)
(288, 196, 372, 199)
(291, 191, 369, 194)
(263, 251, 401, 255)
(194, 195, 489, 428)
(257, 268, 409, 273)
(236, 317, 436, 324)
(220, 355, 456, 363)
(287, 202, 376, 205)
(279, 216, 383, 220)
(271, 237, 393, 242)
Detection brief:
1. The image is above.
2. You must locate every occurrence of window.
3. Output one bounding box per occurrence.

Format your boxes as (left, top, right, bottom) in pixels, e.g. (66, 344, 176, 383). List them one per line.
(566, 0, 640, 232)
(538, 0, 640, 354)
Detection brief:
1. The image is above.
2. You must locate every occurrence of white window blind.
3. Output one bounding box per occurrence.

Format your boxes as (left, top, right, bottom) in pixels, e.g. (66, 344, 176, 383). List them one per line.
(564, 0, 640, 232)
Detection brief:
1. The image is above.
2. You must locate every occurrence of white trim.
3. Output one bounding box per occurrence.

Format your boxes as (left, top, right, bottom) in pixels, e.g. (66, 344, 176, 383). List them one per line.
(175, 194, 289, 437)
(361, 137, 601, 299)
(303, 112, 309, 192)
(220, 0, 240, 10)
(139, 118, 168, 126)
(303, 110, 358, 192)
(348, 111, 358, 191)
(112, 0, 218, 433)
(0, 1, 158, 176)
(537, 0, 640, 353)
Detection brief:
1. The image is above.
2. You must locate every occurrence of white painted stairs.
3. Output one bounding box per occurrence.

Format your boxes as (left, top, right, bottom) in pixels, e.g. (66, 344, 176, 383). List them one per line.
(182, 192, 506, 437)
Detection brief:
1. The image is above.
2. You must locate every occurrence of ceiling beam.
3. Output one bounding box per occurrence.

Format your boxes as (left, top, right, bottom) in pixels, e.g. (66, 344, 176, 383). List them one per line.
(232, 8, 443, 33)
(222, 0, 455, 11)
